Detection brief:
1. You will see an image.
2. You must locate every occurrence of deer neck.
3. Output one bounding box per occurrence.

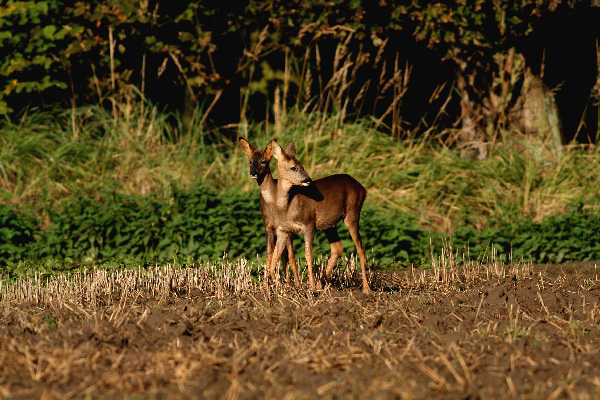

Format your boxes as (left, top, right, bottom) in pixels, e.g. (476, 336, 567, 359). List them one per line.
(257, 168, 277, 204)
(275, 179, 294, 211)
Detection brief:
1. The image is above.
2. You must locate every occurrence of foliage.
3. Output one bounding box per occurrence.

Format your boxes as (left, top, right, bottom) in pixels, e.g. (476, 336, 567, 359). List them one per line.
(0, 204, 40, 260)
(2, 0, 598, 140)
(32, 185, 264, 262)
(2, 1, 599, 270)
(0, 185, 429, 265)
(358, 207, 431, 266)
(450, 205, 600, 264)
(0, 0, 72, 113)
(1, 184, 600, 266)
(2, 101, 600, 267)
(509, 205, 600, 263)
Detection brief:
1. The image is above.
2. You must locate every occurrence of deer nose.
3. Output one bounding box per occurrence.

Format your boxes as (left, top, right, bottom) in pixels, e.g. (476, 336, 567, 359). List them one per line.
(250, 171, 258, 178)
(301, 178, 312, 186)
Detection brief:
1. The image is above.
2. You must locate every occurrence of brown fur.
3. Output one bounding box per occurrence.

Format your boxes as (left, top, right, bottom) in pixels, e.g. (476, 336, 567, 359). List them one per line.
(268, 141, 370, 293)
(239, 138, 299, 286)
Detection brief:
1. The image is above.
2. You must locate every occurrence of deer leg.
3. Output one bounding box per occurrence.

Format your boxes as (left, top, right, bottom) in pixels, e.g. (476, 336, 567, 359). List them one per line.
(324, 228, 344, 286)
(303, 227, 316, 291)
(281, 238, 290, 285)
(285, 235, 300, 287)
(344, 216, 371, 293)
(265, 228, 275, 284)
(267, 232, 288, 288)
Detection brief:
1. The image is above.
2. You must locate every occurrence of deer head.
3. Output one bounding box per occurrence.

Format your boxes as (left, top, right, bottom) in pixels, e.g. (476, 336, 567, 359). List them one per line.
(271, 141, 312, 187)
(239, 138, 275, 180)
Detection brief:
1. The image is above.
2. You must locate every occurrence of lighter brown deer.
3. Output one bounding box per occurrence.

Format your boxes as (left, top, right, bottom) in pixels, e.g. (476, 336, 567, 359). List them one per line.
(266, 140, 370, 293)
(239, 138, 300, 286)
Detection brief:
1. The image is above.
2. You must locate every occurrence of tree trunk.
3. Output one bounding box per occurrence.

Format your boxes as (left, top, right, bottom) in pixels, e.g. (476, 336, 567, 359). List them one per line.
(510, 67, 564, 158)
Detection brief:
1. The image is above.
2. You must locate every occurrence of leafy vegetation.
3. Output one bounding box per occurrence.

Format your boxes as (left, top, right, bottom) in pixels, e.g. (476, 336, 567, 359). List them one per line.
(1, 95, 600, 267)
(1, 180, 599, 267)
(0, 186, 421, 265)
(0, 204, 39, 261)
(2, 1, 600, 268)
(449, 205, 600, 264)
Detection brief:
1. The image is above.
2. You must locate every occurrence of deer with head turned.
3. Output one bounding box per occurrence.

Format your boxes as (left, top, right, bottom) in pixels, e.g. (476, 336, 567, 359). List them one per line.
(267, 140, 371, 293)
(239, 138, 300, 286)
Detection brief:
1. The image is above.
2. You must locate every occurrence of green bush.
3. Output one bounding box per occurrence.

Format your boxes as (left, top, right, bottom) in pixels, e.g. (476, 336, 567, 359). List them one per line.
(1, 185, 600, 266)
(0, 204, 40, 260)
(450, 206, 600, 264)
(510, 207, 600, 263)
(31, 186, 265, 262)
(358, 208, 431, 266)
(300, 206, 431, 268)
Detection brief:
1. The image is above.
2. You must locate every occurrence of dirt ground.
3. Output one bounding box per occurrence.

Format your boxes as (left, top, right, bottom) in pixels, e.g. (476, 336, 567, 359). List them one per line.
(1, 262, 600, 399)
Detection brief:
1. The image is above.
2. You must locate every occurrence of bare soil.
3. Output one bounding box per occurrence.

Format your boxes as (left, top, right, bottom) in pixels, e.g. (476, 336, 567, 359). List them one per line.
(2, 262, 600, 399)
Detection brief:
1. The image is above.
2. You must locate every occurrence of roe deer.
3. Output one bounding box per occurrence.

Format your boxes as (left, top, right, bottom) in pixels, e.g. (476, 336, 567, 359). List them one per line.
(239, 138, 300, 286)
(267, 140, 371, 293)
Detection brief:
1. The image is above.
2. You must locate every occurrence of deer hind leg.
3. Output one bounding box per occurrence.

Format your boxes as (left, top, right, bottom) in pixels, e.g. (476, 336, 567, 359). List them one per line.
(324, 227, 344, 286)
(344, 215, 371, 293)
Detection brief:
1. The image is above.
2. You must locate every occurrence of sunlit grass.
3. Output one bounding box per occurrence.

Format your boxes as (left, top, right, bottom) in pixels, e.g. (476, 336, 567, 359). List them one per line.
(0, 245, 529, 306)
(1, 95, 599, 234)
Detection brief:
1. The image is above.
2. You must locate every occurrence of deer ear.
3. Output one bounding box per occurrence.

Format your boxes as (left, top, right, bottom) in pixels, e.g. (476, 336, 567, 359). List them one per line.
(264, 139, 277, 161)
(239, 137, 255, 156)
(271, 141, 286, 160)
(285, 141, 296, 157)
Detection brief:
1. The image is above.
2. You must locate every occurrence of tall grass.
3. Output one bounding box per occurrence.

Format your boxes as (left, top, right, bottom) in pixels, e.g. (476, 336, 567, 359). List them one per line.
(1, 96, 224, 209)
(1, 94, 599, 233)
(262, 114, 600, 232)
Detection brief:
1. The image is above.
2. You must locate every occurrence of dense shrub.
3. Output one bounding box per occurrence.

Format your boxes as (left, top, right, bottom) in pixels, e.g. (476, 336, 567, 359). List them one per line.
(505, 207, 600, 263)
(450, 206, 600, 263)
(1, 186, 599, 266)
(31, 186, 264, 262)
(0, 204, 40, 260)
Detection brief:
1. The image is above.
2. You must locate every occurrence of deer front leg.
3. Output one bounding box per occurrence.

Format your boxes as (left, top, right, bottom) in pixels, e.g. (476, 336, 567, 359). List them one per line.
(266, 231, 288, 288)
(303, 226, 316, 291)
(265, 228, 275, 283)
(286, 236, 300, 287)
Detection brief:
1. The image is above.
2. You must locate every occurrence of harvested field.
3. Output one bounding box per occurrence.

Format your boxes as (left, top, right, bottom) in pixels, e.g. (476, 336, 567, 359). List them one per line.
(1, 257, 600, 399)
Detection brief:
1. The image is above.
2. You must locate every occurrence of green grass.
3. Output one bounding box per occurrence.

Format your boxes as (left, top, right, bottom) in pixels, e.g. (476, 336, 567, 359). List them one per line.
(2, 95, 600, 236)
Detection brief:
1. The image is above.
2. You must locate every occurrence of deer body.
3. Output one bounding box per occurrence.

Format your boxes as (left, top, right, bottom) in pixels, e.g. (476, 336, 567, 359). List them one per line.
(274, 175, 361, 230)
(268, 141, 371, 293)
(239, 138, 299, 286)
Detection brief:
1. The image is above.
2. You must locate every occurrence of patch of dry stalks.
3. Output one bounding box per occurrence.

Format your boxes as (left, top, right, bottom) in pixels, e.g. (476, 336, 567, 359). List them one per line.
(1, 256, 600, 399)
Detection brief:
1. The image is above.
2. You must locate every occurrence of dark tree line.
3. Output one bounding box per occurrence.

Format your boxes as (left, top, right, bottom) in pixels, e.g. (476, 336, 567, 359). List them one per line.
(1, 0, 599, 147)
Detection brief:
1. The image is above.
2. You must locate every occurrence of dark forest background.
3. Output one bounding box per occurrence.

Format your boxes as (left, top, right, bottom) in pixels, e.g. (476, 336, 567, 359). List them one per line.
(2, 1, 599, 146)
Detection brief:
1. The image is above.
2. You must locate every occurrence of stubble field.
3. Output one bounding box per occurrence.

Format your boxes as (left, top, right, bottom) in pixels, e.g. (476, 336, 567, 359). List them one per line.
(1, 257, 600, 399)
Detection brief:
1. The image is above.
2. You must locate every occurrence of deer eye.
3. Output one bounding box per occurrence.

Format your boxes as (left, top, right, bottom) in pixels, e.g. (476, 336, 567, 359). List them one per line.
(249, 160, 252, 165)
(260, 160, 267, 165)
(291, 167, 297, 171)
